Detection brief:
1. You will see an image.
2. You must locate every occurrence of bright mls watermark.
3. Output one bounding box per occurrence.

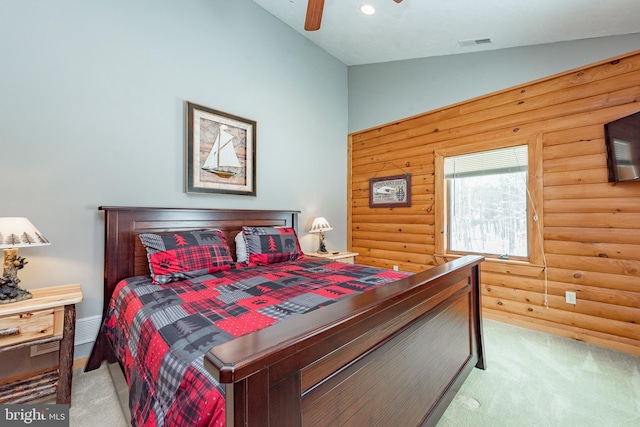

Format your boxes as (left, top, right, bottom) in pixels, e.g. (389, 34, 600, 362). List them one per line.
(1, 405, 69, 426)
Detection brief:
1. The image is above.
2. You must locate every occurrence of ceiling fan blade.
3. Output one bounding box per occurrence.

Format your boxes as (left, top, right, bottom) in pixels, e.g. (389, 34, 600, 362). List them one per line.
(305, 0, 324, 31)
(394, 0, 403, 3)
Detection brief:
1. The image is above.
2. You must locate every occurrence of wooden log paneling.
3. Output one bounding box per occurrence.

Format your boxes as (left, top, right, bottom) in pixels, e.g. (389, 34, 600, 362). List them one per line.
(351, 238, 434, 254)
(352, 231, 434, 245)
(481, 261, 546, 278)
(542, 124, 605, 146)
(545, 197, 640, 213)
(349, 49, 640, 355)
(544, 226, 640, 245)
(544, 254, 640, 277)
(353, 222, 435, 235)
(483, 284, 640, 324)
(542, 138, 605, 160)
(483, 296, 640, 341)
(544, 182, 640, 199)
(547, 266, 640, 293)
(544, 240, 640, 261)
(543, 168, 608, 186)
(544, 213, 640, 228)
(482, 271, 640, 308)
(544, 153, 607, 173)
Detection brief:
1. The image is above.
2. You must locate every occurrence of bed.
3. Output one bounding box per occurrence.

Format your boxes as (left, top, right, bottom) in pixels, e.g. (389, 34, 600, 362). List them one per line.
(85, 206, 485, 427)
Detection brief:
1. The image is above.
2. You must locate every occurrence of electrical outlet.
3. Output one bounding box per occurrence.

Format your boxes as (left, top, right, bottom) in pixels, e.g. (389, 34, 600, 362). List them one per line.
(565, 291, 577, 304)
(393, 265, 399, 271)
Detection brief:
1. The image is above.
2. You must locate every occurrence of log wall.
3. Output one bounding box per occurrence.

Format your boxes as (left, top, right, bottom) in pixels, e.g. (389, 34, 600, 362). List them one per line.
(348, 49, 640, 355)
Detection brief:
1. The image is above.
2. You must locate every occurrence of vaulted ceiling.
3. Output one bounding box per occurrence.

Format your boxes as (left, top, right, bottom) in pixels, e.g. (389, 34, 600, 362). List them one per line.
(253, 0, 640, 66)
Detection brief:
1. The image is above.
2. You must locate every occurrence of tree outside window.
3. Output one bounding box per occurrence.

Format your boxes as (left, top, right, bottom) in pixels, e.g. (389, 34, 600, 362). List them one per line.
(444, 145, 528, 259)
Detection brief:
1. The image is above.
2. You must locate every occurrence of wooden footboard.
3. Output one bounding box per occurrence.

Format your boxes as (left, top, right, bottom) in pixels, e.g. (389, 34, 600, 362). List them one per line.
(204, 255, 484, 427)
(86, 206, 483, 427)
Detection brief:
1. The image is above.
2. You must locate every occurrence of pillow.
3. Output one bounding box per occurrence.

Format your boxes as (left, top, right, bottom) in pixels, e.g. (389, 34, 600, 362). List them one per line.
(139, 229, 233, 284)
(235, 231, 248, 263)
(242, 226, 303, 266)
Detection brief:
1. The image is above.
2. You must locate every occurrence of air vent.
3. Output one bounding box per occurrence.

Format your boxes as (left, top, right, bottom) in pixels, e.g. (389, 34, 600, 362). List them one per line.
(75, 315, 102, 345)
(458, 38, 492, 47)
(30, 341, 59, 357)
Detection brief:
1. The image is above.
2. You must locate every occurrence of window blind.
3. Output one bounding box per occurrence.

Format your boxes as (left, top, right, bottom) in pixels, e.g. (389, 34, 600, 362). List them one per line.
(613, 138, 633, 164)
(444, 145, 528, 179)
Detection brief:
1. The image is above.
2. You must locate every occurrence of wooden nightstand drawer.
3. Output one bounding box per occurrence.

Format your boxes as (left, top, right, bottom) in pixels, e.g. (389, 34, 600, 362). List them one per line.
(0, 309, 55, 347)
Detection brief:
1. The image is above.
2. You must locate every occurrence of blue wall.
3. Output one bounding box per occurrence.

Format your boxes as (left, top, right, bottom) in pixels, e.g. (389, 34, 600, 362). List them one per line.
(0, 0, 348, 337)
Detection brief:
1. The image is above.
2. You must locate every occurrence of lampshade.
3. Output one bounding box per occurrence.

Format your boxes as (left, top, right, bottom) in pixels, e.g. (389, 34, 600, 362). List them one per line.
(0, 217, 50, 248)
(309, 217, 333, 233)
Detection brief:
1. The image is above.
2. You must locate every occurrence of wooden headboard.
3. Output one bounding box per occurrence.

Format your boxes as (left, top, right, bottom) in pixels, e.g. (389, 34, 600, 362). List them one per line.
(87, 206, 299, 371)
(99, 206, 298, 308)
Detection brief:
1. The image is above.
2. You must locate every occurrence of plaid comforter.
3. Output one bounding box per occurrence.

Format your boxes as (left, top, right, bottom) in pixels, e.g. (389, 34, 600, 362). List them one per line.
(104, 257, 411, 427)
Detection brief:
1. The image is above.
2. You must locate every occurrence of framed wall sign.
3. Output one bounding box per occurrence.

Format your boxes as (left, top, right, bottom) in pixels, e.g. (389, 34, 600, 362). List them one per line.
(186, 101, 257, 196)
(369, 174, 412, 208)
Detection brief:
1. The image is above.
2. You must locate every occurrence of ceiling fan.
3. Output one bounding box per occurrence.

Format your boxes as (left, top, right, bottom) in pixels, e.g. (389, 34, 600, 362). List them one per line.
(305, 0, 404, 31)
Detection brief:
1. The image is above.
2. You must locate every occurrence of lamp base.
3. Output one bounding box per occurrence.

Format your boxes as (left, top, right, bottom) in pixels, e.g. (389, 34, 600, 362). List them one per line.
(317, 231, 328, 254)
(1, 248, 31, 304)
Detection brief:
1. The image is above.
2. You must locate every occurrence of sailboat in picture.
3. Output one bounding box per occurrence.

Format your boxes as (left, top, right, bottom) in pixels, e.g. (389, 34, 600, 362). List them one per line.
(202, 126, 241, 178)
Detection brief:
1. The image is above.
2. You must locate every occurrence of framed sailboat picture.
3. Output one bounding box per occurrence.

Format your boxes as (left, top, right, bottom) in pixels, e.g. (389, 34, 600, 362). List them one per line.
(186, 102, 257, 196)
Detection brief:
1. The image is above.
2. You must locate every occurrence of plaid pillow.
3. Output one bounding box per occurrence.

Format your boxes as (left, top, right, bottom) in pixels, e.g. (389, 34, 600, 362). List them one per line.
(139, 229, 233, 284)
(242, 226, 303, 266)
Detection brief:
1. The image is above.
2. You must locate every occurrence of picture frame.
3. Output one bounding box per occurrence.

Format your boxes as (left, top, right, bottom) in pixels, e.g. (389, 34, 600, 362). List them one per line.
(369, 174, 412, 208)
(186, 101, 256, 196)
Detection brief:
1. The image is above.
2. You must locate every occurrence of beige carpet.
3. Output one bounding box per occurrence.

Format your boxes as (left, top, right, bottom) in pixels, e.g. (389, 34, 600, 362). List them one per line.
(67, 319, 640, 426)
(68, 364, 127, 427)
(437, 319, 640, 427)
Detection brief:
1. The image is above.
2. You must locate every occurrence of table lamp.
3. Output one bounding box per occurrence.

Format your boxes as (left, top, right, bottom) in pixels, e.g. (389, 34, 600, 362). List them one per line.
(309, 217, 333, 254)
(0, 217, 50, 303)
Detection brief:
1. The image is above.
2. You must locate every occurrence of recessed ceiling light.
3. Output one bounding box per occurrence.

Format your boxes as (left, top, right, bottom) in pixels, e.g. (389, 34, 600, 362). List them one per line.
(360, 5, 376, 15)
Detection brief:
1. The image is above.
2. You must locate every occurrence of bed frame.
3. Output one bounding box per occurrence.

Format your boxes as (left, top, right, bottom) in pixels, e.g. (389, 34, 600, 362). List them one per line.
(85, 206, 485, 427)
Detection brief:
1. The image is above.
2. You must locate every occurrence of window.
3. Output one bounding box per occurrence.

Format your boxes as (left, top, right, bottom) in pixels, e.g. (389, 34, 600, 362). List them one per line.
(443, 145, 528, 259)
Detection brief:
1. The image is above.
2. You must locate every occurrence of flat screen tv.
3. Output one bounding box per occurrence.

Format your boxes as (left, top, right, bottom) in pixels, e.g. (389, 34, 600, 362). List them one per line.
(604, 111, 640, 182)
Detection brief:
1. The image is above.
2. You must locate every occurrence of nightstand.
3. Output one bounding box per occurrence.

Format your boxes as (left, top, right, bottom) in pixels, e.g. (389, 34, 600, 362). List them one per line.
(305, 251, 359, 264)
(0, 284, 82, 405)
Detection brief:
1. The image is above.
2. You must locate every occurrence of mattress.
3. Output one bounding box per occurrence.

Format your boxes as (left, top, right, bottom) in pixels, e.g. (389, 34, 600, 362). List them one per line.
(104, 257, 411, 426)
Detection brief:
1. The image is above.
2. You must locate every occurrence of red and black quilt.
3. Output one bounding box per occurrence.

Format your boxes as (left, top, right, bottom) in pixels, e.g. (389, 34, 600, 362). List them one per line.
(104, 257, 411, 427)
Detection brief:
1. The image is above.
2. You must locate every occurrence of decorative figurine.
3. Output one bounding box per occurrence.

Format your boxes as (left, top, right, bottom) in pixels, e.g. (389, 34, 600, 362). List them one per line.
(0, 249, 32, 303)
(318, 233, 328, 254)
